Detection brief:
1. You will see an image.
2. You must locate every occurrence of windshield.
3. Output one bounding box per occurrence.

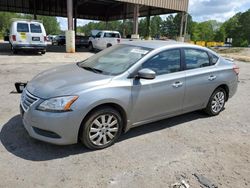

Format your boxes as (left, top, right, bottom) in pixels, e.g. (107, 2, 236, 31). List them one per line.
(78, 44, 151, 75)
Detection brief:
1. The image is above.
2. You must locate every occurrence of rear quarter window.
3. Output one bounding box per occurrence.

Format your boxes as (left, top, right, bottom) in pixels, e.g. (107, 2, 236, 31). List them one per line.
(210, 53, 219, 65)
(30, 23, 42, 33)
(17, 23, 29, 32)
(104, 32, 120, 38)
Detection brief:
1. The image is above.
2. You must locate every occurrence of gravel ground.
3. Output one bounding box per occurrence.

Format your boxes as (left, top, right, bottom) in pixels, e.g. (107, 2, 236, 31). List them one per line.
(0, 43, 250, 188)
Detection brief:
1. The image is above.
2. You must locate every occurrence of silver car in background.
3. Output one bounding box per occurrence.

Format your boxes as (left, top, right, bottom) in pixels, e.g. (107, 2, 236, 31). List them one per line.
(20, 41, 239, 149)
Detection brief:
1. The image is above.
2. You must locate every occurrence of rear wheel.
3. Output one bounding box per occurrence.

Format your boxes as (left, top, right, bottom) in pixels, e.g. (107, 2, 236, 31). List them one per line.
(41, 50, 46, 54)
(80, 107, 123, 150)
(88, 42, 94, 52)
(11, 45, 17, 54)
(204, 88, 226, 116)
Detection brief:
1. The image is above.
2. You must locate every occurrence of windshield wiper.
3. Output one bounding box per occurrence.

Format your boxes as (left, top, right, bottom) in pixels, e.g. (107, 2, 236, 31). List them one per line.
(82, 66, 103, 74)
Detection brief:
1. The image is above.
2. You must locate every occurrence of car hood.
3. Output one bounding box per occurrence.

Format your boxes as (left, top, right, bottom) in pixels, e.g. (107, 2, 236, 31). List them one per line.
(26, 63, 112, 99)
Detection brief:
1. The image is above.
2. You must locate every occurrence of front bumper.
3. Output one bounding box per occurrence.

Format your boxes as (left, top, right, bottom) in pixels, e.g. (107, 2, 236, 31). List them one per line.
(13, 44, 47, 51)
(20, 101, 82, 145)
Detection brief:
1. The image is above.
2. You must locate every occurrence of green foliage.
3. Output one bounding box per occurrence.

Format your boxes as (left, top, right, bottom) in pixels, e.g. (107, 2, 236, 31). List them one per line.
(37, 16, 60, 35)
(0, 11, 61, 37)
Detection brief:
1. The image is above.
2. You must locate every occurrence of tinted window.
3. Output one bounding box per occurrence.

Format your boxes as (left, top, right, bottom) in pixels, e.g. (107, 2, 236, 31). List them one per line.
(104, 32, 120, 38)
(184, 49, 210, 70)
(142, 49, 181, 75)
(30, 23, 42, 33)
(17, 23, 29, 32)
(95, 32, 102, 38)
(210, 53, 219, 65)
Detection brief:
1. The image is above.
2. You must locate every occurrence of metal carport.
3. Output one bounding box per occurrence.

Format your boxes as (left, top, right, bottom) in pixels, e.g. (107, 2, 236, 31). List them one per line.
(0, 0, 189, 52)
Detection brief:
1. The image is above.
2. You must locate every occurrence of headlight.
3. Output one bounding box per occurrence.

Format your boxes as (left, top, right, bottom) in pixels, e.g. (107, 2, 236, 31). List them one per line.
(37, 96, 78, 112)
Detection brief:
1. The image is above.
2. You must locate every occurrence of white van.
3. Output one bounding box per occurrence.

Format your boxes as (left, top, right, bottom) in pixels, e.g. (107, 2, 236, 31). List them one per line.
(9, 20, 47, 54)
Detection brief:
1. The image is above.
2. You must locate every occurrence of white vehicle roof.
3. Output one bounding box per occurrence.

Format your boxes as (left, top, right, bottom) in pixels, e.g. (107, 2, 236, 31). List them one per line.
(101, 30, 120, 33)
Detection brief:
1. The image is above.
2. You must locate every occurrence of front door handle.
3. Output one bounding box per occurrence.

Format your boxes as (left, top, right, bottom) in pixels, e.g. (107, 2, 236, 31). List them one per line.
(208, 75, 217, 81)
(172, 81, 183, 88)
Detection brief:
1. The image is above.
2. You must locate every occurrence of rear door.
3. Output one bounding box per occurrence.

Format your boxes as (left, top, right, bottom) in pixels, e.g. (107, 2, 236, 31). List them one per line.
(182, 48, 219, 111)
(16, 22, 30, 45)
(29, 23, 45, 45)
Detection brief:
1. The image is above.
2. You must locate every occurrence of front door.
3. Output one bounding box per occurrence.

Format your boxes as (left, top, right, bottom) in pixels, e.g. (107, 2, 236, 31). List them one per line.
(129, 49, 185, 125)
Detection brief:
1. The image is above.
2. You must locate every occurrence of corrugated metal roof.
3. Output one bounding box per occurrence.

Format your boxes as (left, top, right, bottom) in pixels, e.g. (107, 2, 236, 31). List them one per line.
(0, 0, 189, 21)
(116, 0, 189, 12)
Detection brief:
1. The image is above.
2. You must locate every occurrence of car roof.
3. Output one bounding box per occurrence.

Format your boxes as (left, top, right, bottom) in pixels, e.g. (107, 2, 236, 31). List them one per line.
(13, 20, 41, 25)
(122, 40, 202, 50)
(101, 30, 120, 33)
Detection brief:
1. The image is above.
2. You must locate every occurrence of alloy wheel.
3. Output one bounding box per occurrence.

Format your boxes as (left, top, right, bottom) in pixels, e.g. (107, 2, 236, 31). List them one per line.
(211, 91, 225, 113)
(88, 114, 119, 146)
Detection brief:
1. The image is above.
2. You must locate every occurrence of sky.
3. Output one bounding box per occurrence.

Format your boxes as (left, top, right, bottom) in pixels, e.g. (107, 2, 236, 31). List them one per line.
(57, 0, 250, 30)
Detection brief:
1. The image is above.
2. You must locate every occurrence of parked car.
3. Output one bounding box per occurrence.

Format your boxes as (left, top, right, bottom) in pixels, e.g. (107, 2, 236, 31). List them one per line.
(75, 35, 89, 48)
(47, 35, 56, 42)
(52, 35, 65, 45)
(9, 19, 47, 54)
(20, 41, 239, 149)
(88, 30, 121, 51)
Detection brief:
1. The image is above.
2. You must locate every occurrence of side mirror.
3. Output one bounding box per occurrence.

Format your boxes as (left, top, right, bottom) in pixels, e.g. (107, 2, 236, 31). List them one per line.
(137, 68, 156, 80)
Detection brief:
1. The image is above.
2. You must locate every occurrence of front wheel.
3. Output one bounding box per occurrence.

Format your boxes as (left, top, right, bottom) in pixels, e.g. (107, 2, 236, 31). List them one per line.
(80, 107, 123, 150)
(204, 88, 226, 116)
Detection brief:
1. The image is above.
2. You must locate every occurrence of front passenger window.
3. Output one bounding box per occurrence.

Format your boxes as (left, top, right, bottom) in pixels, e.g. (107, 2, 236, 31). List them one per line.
(142, 49, 181, 75)
(184, 49, 210, 70)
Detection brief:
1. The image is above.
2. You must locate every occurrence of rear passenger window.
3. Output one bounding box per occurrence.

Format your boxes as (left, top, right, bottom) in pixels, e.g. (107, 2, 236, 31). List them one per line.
(17, 23, 29, 32)
(184, 49, 210, 70)
(104, 33, 120, 38)
(30, 23, 42, 33)
(142, 49, 181, 75)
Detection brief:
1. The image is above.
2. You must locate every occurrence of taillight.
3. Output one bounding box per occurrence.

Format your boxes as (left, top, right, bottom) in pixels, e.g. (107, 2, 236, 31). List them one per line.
(44, 36, 47, 41)
(117, 38, 120, 43)
(12, 35, 16, 41)
(233, 64, 239, 75)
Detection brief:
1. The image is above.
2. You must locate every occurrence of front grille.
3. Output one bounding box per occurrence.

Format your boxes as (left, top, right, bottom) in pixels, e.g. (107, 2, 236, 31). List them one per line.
(21, 90, 39, 111)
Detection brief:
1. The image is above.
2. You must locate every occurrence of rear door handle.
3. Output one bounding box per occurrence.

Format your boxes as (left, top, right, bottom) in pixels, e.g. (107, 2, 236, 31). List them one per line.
(208, 75, 217, 81)
(172, 81, 183, 88)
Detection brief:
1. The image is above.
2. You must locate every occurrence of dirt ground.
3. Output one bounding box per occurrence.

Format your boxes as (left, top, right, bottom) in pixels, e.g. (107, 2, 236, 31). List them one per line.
(214, 47, 250, 62)
(0, 43, 250, 188)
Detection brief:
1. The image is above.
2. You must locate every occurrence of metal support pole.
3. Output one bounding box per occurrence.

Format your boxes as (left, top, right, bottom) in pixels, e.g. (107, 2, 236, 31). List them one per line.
(33, 0, 37, 20)
(66, 0, 75, 53)
(132, 4, 139, 39)
(67, 0, 73, 30)
(74, 2, 78, 35)
(184, 13, 188, 40)
(179, 12, 184, 38)
(146, 9, 151, 39)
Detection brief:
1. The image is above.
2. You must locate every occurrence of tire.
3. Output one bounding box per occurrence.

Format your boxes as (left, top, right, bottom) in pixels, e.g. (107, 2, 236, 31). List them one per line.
(204, 88, 226, 116)
(41, 50, 46, 54)
(80, 107, 123, 150)
(88, 42, 94, 52)
(11, 45, 17, 54)
(107, 43, 112, 48)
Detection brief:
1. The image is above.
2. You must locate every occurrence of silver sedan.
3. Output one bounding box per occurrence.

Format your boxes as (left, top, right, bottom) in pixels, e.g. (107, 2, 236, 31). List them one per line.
(20, 41, 239, 149)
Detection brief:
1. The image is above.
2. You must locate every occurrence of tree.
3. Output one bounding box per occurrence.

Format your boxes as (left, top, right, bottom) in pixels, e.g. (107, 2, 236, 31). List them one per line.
(37, 16, 60, 35)
(161, 15, 178, 38)
(150, 16, 163, 38)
